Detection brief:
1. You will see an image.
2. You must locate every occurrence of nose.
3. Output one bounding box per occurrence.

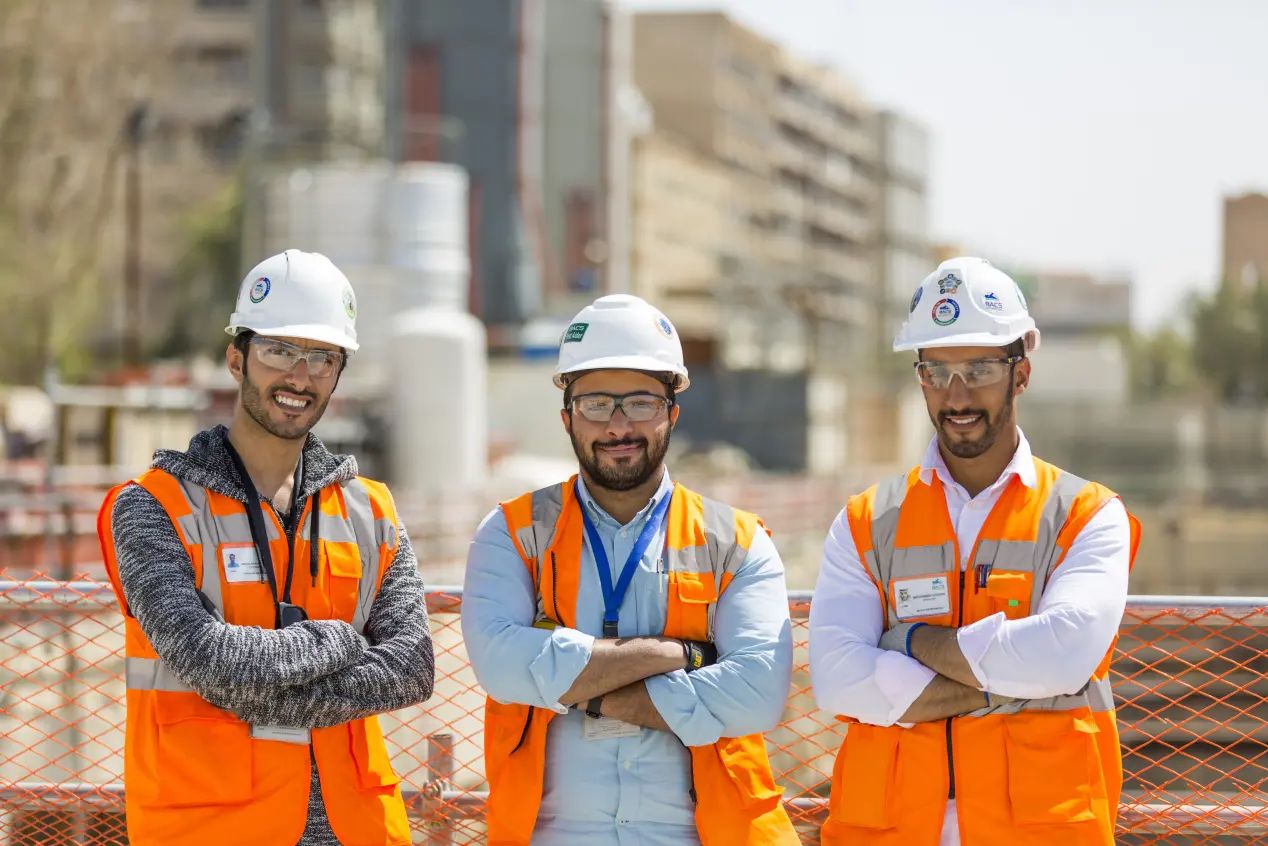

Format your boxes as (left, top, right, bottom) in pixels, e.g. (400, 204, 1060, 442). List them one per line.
(604, 408, 635, 438)
(945, 372, 973, 405)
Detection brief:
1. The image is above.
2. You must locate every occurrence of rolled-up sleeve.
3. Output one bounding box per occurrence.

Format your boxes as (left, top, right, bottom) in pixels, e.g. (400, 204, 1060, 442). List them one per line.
(956, 498, 1131, 699)
(809, 508, 936, 727)
(461, 507, 594, 713)
(644, 529, 793, 747)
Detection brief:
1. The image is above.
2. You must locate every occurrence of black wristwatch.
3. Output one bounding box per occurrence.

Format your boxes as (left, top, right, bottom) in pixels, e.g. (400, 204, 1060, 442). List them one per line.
(584, 695, 604, 719)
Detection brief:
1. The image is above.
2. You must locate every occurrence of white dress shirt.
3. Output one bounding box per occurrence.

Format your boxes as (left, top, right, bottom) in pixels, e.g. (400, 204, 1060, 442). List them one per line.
(809, 429, 1131, 846)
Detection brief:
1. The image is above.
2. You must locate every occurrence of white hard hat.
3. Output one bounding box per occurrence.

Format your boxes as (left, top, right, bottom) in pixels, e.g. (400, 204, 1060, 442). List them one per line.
(225, 249, 360, 352)
(893, 257, 1040, 353)
(554, 294, 690, 392)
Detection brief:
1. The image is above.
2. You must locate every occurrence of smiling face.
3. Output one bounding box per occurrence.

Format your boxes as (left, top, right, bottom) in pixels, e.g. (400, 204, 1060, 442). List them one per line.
(227, 334, 341, 441)
(560, 369, 679, 493)
(919, 344, 1029, 460)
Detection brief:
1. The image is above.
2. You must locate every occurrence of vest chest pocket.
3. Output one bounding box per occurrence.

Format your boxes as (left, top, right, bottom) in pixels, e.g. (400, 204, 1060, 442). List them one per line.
(666, 572, 717, 641)
(322, 541, 363, 622)
(984, 570, 1034, 621)
(147, 693, 253, 807)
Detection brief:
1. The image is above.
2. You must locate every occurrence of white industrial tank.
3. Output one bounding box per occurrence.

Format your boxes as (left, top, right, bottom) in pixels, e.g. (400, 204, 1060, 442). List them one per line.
(258, 160, 488, 493)
(386, 162, 488, 493)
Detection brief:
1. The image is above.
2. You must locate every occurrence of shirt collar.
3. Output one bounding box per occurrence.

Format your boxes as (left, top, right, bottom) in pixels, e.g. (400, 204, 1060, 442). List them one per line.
(918, 427, 1035, 492)
(575, 467, 674, 530)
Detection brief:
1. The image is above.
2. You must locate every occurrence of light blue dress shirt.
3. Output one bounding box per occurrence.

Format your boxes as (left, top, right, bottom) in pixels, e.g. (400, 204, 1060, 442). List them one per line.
(461, 471, 793, 846)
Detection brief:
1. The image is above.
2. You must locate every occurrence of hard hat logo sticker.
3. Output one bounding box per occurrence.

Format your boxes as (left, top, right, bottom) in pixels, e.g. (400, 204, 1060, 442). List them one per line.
(342, 289, 357, 320)
(909, 286, 923, 313)
(654, 315, 674, 337)
(563, 322, 589, 344)
(249, 277, 271, 304)
(938, 273, 962, 295)
(932, 298, 960, 326)
(983, 291, 1005, 311)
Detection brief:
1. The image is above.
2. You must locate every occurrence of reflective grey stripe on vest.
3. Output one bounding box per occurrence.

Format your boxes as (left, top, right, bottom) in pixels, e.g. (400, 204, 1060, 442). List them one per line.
(868, 466, 1116, 715)
(511, 484, 567, 620)
(168, 476, 390, 636)
(125, 656, 193, 692)
(1024, 676, 1115, 714)
(341, 479, 396, 635)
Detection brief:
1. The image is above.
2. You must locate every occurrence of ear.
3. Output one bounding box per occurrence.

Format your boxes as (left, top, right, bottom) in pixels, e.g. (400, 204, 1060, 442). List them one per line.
(1014, 358, 1031, 397)
(560, 406, 572, 435)
(226, 343, 245, 385)
(669, 403, 681, 428)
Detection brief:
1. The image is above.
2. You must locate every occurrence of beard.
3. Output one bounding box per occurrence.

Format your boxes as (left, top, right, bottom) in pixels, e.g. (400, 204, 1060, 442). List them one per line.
(570, 425, 672, 492)
(240, 368, 330, 441)
(935, 379, 1015, 459)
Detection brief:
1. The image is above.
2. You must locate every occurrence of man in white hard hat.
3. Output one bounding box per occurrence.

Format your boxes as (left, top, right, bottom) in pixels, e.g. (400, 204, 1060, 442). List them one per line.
(809, 257, 1141, 846)
(97, 250, 434, 846)
(462, 294, 799, 846)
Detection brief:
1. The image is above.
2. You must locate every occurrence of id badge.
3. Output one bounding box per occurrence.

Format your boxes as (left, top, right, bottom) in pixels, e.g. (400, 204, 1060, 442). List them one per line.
(221, 543, 264, 583)
(250, 724, 311, 745)
(582, 716, 642, 741)
(892, 574, 952, 620)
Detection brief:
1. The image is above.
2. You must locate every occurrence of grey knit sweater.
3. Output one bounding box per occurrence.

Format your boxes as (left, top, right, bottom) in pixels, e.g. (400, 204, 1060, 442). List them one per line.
(109, 426, 434, 845)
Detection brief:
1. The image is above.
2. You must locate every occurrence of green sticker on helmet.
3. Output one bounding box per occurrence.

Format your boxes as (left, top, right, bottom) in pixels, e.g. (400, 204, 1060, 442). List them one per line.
(563, 322, 589, 343)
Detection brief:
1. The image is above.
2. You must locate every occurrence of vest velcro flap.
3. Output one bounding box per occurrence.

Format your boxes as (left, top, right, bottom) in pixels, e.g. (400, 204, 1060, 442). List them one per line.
(671, 571, 717, 603)
(147, 692, 252, 807)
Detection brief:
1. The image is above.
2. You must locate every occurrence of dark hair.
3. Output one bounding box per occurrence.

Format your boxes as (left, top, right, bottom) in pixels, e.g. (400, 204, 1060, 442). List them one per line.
(232, 330, 255, 375)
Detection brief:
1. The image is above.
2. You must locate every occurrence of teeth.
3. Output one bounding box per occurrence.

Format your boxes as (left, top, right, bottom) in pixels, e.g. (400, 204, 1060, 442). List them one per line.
(276, 395, 309, 409)
(949, 415, 980, 424)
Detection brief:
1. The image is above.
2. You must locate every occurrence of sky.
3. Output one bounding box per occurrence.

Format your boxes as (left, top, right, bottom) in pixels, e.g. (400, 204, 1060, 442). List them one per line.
(624, 0, 1268, 330)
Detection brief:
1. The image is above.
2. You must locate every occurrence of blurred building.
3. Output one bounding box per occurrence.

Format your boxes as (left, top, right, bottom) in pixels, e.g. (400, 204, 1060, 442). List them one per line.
(630, 11, 882, 372)
(875, 111, 932, 357)
(628, 11, 932, 472)
(1222, 192, 1268, 287)
(385, 0, 630, 337)
(1011, 268, 1133, 404)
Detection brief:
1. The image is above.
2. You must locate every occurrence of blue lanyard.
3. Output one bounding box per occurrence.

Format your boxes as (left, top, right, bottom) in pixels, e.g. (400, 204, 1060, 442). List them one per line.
(576, 479, 672, 638)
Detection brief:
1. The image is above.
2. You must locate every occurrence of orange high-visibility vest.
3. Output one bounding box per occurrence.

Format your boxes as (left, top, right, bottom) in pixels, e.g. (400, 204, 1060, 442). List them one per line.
(822, 457, 1141, 846)
(97, 468, 410, 846)
(487, 477, 800, 846)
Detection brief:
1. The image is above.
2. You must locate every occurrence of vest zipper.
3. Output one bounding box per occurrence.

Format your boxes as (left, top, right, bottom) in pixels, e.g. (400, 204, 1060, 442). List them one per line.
(946, 568, 967, 800)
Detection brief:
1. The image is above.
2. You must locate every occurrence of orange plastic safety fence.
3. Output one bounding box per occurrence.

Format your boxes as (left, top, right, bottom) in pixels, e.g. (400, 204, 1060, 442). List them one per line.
(1, 575, 1265, 845)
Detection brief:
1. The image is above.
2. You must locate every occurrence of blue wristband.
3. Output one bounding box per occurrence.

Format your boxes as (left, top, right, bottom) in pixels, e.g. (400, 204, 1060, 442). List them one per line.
(904, 622, 927, 658)
(983, 690, 992, 708)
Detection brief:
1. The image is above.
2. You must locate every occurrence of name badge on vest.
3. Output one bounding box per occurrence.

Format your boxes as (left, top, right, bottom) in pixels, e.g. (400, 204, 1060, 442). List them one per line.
(892, 574, 951, 620)
(222, 543, 264, 583)
(250, 724, 312, 745)
(582, 716, 642, 742)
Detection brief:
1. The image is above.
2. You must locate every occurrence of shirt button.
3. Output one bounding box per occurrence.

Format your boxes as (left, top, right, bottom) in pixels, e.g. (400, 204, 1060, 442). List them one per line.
(619, 819, 629, 826)
(623, 760, 632, 771)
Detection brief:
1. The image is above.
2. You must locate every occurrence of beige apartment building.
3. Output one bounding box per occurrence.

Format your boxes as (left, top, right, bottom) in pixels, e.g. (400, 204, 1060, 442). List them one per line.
(630, 11, 884, 373)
